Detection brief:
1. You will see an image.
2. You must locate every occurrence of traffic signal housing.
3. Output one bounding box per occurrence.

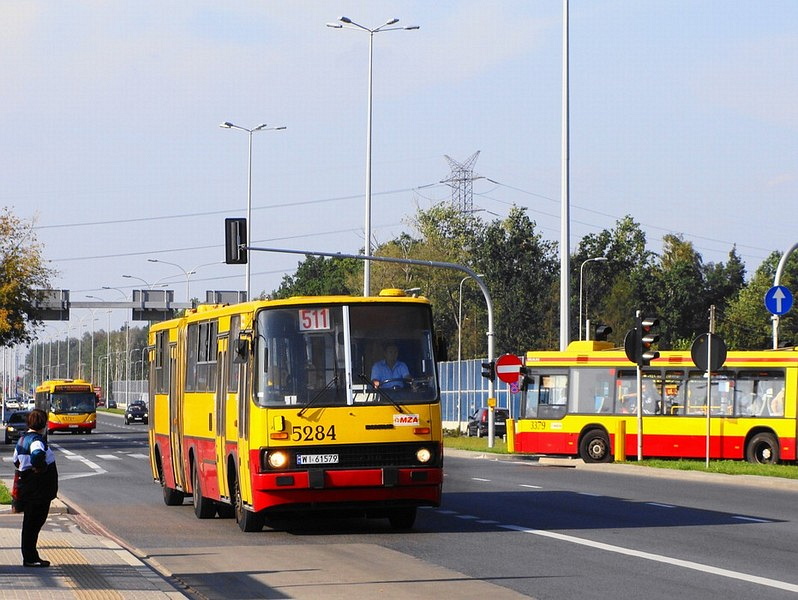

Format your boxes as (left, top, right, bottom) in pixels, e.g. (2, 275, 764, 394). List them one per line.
(481, 360, 495, 381)
(225, 217, 248, 264)
(594, 324, 613, 341)
(637, 316, 660, 366)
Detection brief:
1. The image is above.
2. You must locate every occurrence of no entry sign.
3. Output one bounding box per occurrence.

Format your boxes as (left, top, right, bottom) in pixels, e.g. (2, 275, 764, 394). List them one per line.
(495, 353, 523, 384)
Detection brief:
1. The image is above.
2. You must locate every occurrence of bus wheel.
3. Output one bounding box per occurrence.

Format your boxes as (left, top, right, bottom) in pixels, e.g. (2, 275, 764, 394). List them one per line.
(579, 430, 611, 463)
(192, 462, 216, 519)
(216, 502, 235, 519)
(388, 507, 417, 530)
(746, 432, 779, 464)
(160, 469, 185, 506)
(233, 477, 264, 532)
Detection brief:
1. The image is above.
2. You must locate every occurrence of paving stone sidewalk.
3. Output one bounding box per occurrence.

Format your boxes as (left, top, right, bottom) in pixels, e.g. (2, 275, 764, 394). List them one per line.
(0, 496, 188, 600)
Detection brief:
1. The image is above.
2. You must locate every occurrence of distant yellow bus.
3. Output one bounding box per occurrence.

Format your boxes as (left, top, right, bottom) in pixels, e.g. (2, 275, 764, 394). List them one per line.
(148, 290, 443, 532)
(513, 340, 797, 464)
(34, 379, 97, 435)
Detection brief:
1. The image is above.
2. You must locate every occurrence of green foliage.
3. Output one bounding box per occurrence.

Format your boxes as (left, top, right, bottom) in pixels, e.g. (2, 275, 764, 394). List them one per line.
(0, 480, 11, 505)
(473, 206, 558, 352)
(634, 459, 798, 480)
(719, 251, 798, 349)
(254, 204, 779, 356)
(272, 255, 360, 299)
(574, 216, 654, 342)
(0, 208, 55, 347)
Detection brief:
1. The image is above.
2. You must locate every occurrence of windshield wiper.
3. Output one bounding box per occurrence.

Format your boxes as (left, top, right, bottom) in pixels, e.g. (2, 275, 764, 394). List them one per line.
(298, 373, 341, 417)
(358, 373, 405, 413)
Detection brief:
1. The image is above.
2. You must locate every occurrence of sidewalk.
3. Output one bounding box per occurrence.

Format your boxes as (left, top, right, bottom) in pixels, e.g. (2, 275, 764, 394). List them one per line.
(0, 487, 188, 600)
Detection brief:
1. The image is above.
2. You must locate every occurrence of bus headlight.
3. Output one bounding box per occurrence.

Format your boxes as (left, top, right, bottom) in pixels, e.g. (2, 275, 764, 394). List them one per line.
(267, 450, 290, 469)
(415, 447, 432, 464)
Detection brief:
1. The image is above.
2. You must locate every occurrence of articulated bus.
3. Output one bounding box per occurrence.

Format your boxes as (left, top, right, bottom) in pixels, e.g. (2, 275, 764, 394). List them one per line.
(34, 379, 98, 435)
(147, 289, 443, 532)
(513, 340, 797, 464)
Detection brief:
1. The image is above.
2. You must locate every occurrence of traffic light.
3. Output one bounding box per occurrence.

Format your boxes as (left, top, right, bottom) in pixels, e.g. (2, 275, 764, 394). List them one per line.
(481, 360, 495, 381)
(594, 324, 613, 341)
(224, 217, 248, 264)
(637, 316, 660, 366)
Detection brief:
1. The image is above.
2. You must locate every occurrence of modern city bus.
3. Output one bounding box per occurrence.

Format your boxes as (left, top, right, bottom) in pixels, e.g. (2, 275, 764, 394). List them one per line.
(513, 340, 797, 464)
(34, 379, 98, 434)
(147, 289, 443, 532)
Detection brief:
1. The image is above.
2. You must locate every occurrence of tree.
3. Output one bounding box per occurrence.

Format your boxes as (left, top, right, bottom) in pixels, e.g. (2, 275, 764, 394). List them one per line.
(574, 216, 655, 343)
(374, 205, 487, 359)
(703, 246, 745, 317)
(472, 206, 558, 353)
(272, 255, 360, 299)
(719, 251, 798, 350)
(653, 234, 707, 347)
(0, 208, 55, 347)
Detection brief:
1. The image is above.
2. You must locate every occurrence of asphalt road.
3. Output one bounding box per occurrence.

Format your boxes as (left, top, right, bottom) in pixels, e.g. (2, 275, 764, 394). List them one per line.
(17, 412, 798, 600)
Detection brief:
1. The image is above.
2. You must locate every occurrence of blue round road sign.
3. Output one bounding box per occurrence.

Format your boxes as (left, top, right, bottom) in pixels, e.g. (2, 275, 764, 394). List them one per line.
(764, 285, 793, 316)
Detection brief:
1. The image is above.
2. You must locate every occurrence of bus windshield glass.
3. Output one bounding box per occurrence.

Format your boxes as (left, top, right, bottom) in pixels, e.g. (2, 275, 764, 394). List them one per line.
(255, 303, 438, 408)
(50, 392, 97, 414)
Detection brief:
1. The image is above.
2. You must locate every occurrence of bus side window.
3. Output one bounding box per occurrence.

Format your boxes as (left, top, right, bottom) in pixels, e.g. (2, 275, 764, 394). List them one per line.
(523, 376, 540, 419)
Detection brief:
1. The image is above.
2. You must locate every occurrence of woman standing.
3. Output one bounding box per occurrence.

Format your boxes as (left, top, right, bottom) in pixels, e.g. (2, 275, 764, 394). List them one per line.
(12, 408, 59, 568)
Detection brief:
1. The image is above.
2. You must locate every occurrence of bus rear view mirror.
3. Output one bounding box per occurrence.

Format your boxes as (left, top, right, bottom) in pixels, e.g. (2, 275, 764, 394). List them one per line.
(234, 334, 251, 364)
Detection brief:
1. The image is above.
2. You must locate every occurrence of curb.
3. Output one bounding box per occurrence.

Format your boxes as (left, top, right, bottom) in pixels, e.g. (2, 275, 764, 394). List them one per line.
(443, 448, 798, 491)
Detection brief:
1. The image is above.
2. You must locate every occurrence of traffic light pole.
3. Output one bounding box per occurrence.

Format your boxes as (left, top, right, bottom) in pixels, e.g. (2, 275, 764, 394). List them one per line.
(635, 311, 644, 461)
(246, 244, 497, 439)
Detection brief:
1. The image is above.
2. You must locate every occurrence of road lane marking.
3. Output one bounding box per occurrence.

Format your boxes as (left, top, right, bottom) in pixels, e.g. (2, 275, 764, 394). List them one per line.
(733, 516, 772, 523)
(520, 484, 542, 489)
(500, 524, 798, 593)
(471, 477, 491, 482)
(646, 502, 675, 509)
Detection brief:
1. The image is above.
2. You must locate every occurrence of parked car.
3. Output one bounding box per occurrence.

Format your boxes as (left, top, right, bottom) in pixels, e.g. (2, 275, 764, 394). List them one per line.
(124, 401, 148, 425)
(107, 398, 117, 409)
(466, 407, 510, 438)
(4, 410, 30, 444)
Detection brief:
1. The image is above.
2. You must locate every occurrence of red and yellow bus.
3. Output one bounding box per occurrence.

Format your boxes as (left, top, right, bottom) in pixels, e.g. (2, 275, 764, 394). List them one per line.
(148, 290, 443, 532)
(512, 340, 797, 464)
(34, 379, 98, 434)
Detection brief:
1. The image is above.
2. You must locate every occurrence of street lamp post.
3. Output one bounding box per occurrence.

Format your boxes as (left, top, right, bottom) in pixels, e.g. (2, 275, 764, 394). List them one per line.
(579, 256, 608, 341)
(219, 122, 286, 300)
(87, 295, 112, 393)
(102, 287, 131, 405)
(147, 258, 219, 303)
(327, 16, 419, 297)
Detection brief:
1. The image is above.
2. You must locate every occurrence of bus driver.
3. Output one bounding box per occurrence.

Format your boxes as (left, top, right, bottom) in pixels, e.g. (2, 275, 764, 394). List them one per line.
(371, 343, 411, 389)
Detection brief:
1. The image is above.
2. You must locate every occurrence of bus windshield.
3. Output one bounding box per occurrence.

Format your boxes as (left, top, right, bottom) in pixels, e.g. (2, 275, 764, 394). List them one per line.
(255, 303, 438, 408)
(50, 392, 97, 414)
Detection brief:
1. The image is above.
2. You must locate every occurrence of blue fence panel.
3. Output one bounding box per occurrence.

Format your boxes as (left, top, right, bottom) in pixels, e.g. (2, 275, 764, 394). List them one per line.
(437, 359, 522, 430)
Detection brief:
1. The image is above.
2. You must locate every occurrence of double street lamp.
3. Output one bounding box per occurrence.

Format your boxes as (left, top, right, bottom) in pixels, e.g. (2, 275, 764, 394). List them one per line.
(326, 16, 419, 297)
(148, 259, 224, 303)
(219, 122, 286, 299)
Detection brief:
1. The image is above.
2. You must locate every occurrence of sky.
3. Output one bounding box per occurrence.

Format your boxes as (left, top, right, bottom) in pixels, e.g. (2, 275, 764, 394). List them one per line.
(3, 0, 798, 337)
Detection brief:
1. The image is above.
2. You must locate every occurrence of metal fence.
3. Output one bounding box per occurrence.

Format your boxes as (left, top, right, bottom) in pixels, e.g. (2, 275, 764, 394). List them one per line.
(437, 359, 522, 432)
(111, 380, 148, 407)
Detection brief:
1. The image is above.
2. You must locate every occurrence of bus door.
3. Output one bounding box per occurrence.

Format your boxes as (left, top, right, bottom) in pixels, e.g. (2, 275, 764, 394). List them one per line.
(169, 343, 186, 490)
(215, 343, 229, 501)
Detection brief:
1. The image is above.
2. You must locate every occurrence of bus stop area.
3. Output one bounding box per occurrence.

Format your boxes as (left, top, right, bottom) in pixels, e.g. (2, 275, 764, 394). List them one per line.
(0, 487, 187, 599)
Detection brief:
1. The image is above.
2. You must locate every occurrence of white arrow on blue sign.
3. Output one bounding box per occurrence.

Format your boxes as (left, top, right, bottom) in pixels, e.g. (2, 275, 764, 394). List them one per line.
(764, 285, 793, 315)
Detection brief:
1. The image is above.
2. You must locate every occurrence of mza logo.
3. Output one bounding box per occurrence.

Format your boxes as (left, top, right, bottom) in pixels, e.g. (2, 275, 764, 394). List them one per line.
(393, 413, 420, 426)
